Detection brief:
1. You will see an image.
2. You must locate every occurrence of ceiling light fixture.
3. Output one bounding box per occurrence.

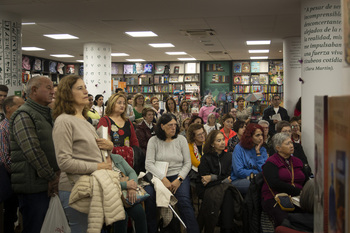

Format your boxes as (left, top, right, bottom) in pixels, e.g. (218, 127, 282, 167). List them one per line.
(126, 59, 145, 62)
(166, 52, 187, 55)
(250, 56, 268, 59)
(76, 60, 84, 62)
(44, 34, 79, 39)
(111, 53, 129, 56)
(149, 43, 175, 48)
(125, 31, 158, 37)
(50, 54, 74, 58)
(22, 47, 45, 51)
(249, 50, 269, 53)
(246, 40, 271, 45)
(22, 22, 36, 25)
(178, 58, 196, 61)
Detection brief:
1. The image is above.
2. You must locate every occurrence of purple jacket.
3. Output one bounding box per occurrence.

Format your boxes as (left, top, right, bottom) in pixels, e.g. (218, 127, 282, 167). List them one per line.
(261, 153, 305, 201)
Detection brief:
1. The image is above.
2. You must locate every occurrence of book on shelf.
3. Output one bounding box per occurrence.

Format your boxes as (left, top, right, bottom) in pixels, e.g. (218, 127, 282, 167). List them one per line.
(144, 63, 153, 73)
(124, 64, 134, 74)
(251, 75, 259, 84)
(174, 66, 179, 73)
(192, 75, 199, 81)
(185, 75, 192, 81)
(154, 75, 160, 84)
(242, 62, 250, 73)
(259, 74, 268, 84)
(178, 75, 184, 82)
(234, 75, 242, 84)
(155, 64, 166, 74)
(242, 75, 250, 84)
(185, 62, 197, 73)
(233, 62, 242, 73)
(135, 63, 143, 74)
(169, 75, 178, 82)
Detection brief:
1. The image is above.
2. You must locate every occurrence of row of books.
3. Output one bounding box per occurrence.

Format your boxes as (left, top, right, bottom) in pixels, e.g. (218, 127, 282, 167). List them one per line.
(185, 83, 200, 92)
(211, 74, 229, 83)
(168, 75, 200, 82)
(233, 85, 283, 93)
(125, 86, 154, 93)
(233, 61, 283, 73)
(206, 63, 225, 72)
(234, 74, 269, 84)
(233, 93, 277, 102)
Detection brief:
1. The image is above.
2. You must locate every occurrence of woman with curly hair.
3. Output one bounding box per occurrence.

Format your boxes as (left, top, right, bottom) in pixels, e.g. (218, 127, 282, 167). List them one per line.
(231, 123, 268, 195)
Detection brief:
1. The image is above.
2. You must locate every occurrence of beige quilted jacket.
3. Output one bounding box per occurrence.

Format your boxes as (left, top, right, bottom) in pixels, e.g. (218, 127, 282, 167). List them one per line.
(69, 170, 125, 233)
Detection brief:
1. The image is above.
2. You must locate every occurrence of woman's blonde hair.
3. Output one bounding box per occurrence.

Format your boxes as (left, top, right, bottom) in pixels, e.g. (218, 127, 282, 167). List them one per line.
(105, 93, 128, 121)
(53, 75, 88, 120)
(132, 93, 145, 107)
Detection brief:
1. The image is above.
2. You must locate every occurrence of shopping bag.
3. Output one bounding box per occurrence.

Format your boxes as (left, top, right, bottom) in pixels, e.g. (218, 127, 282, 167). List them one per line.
(40, 195, 71, 233)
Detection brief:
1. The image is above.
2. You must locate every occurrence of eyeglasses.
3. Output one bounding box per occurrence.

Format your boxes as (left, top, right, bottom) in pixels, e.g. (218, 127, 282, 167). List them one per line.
(291, 125, 299, 129)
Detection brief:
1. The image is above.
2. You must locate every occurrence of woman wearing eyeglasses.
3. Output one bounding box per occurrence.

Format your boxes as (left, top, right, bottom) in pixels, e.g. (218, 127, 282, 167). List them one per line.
(144, 113, 199, 233)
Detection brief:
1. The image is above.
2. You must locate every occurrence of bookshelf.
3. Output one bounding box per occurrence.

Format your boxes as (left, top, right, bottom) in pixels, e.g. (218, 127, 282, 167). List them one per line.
(120, 62, 200, 101)
(232, 60, 283, 105)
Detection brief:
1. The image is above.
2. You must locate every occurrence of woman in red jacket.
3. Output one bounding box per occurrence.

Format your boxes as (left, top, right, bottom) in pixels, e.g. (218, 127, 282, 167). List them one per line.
(136, 107, 156, 155)
(97, 93, 139, 167)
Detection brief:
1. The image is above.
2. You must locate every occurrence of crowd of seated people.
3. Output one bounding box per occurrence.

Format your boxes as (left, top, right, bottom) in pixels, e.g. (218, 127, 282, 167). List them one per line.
(2, 76, 315, 233)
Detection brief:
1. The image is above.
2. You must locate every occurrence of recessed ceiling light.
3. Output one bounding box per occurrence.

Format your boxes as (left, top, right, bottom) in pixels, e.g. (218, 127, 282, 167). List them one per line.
(22, 47, 45, 51)
(44, 34, 79, 40)
(246, 40, 271, 45)
(125, 31, 158, 37)
(22, 22, 36, 25)
(279, 50, 282, 53)
(111, 53, 130, 56)
(249, 50, 269, 53)
(76, 60, 84, 62)
(50, 54, 74, 58)
(166, 52, 187, 55)
(250, 56, 268, 59)
(178, 58, 196, 61)
(149, 43, 175, 48)
(126, 59, 145, 62)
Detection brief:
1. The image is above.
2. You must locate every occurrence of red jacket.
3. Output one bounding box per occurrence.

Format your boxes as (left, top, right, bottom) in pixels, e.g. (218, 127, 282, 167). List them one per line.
(220, 128, 237, 152)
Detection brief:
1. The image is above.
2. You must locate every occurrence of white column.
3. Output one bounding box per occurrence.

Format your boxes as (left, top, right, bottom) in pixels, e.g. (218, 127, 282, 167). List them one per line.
(283, 37, 302, 116)
(301, 0, 343, 172)
(0, 11, 22, 95)
(84, 43, 112, 101)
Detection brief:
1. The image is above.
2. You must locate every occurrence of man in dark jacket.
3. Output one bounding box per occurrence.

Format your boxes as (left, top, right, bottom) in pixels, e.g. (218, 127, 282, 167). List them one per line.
(10, 76, 60, 233)
(263, 95, 290, 136)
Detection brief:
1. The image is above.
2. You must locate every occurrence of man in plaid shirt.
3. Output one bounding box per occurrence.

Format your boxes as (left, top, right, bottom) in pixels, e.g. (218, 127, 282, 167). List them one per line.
(10, 76, 60, 233)
(0, 95, 24, 233)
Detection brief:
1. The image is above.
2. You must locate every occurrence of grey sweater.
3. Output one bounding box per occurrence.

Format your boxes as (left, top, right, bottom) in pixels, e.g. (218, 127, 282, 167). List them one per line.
(145, 135, 191, 180)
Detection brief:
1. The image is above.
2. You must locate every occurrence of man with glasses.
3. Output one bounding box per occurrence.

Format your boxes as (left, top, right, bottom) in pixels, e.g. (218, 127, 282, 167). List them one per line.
(262, 95, 290, 136)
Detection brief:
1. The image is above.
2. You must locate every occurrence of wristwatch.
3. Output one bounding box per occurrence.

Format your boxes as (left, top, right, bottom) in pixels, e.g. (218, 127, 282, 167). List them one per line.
(177, 176, 184, 182)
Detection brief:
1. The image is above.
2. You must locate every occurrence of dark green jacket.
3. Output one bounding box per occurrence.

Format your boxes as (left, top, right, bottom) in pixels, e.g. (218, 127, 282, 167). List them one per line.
(10, 98, 59, 194)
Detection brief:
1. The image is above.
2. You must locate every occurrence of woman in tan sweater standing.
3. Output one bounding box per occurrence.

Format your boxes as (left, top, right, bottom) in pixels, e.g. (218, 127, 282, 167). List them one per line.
(52, 75, 113, 232)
